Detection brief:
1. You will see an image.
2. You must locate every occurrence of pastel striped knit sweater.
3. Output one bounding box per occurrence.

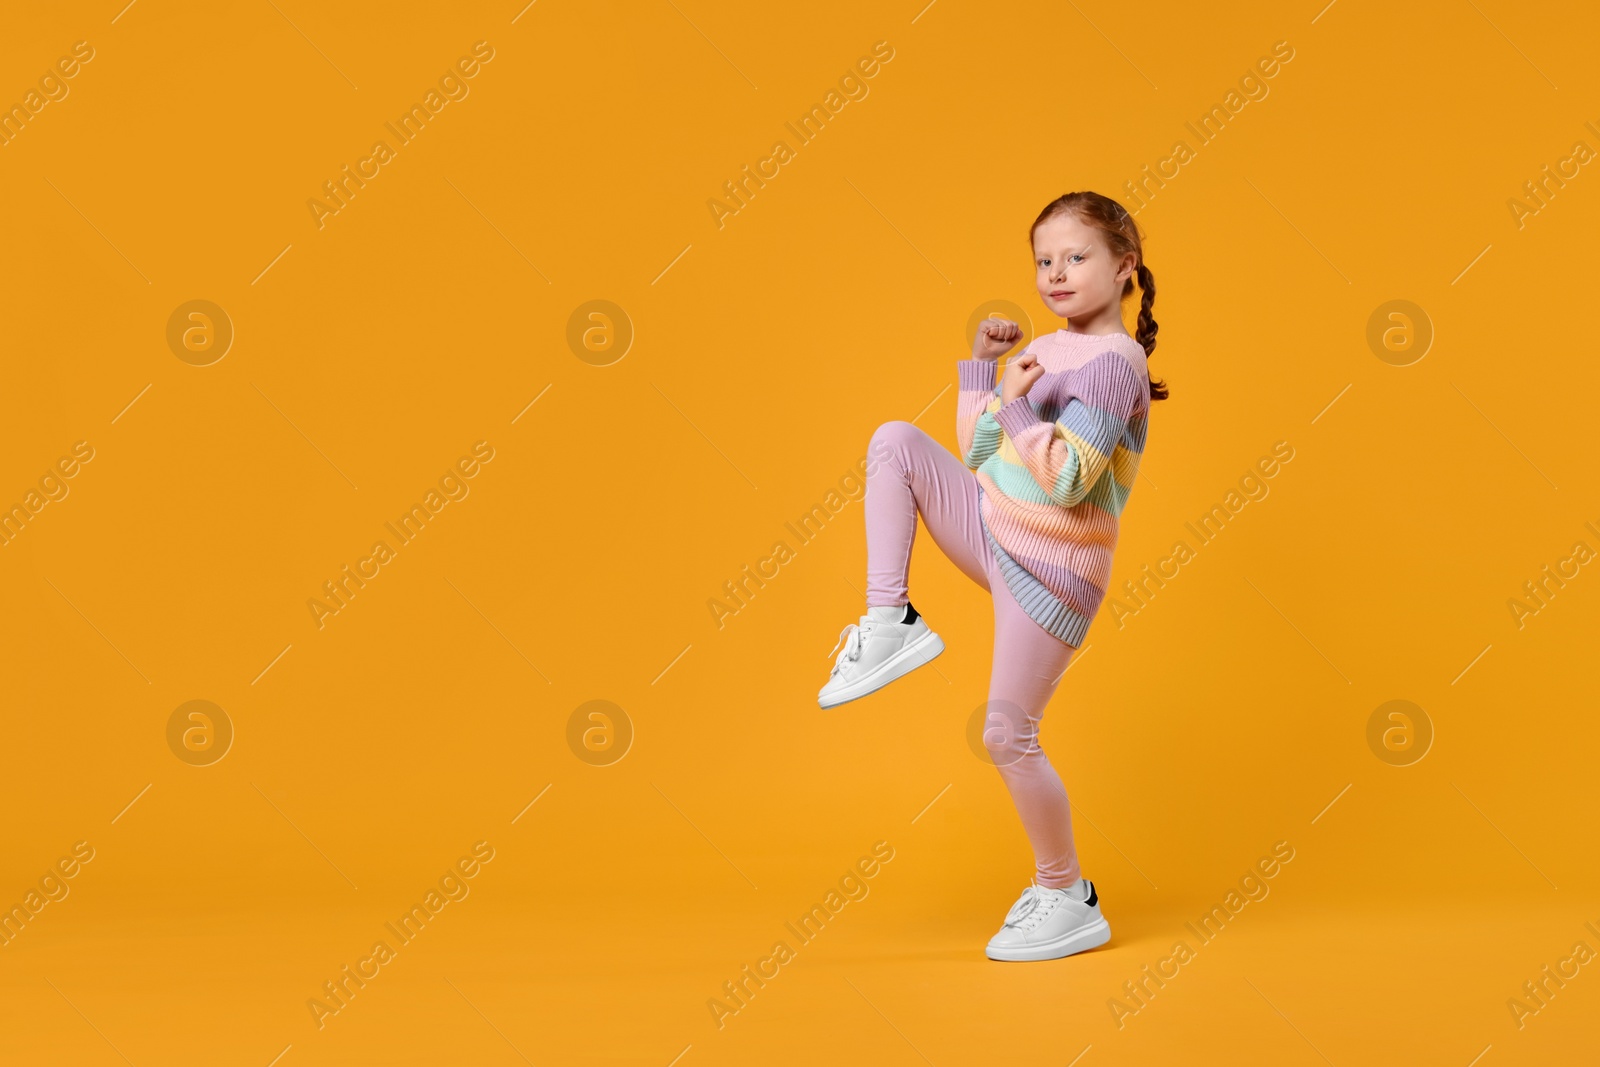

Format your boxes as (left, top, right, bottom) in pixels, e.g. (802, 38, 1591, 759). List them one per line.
(957, 329, 1152, 647)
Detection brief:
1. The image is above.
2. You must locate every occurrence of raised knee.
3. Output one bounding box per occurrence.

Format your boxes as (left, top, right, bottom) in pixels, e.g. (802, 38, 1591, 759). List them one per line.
(869, 419, 920, 452)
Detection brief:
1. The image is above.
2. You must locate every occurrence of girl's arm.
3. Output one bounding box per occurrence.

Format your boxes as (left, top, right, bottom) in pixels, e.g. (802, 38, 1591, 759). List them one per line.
(956, 359, 1005, 471)
(992, 350, 1145, 508)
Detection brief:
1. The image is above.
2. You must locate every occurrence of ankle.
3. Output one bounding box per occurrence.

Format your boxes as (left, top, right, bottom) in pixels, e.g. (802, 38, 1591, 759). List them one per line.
(1043, 877, 1087, 900)
(866, 600, 919, 624)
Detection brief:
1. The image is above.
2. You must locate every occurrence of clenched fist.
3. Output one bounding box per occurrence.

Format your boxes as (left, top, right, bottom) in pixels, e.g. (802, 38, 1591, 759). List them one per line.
(971, 317, 1023, 362)
(1001, 350, 1046, 404)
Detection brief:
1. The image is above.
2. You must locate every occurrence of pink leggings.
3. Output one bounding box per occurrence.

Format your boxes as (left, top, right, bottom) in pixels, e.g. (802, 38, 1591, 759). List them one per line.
(864, 420, 1081, 889)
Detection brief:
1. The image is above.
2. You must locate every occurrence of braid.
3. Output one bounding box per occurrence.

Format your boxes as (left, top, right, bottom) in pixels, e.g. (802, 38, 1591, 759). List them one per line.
(1135, 263, 1167, 401)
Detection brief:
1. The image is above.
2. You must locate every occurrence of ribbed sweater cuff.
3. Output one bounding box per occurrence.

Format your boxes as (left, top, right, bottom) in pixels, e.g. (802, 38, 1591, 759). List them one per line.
(994, 395, 1044, 439)
(958, 359, 999, 391)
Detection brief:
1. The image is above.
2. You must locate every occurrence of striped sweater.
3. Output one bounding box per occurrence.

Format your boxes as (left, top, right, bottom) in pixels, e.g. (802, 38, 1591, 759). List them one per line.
(957, 329, 1152, 647)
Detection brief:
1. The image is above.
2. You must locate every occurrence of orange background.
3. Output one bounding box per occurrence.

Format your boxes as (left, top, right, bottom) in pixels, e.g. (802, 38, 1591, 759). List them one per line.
(2, 1, 1597, 1063)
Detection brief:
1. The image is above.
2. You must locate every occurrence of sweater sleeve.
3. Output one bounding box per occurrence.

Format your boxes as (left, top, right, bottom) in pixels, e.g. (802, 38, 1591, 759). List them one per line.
(956, 359, 1004, 471)
(991, 350, 1146, 508)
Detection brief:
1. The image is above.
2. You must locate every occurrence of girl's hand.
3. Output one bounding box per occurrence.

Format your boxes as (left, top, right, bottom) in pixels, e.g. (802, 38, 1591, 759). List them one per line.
(1001, 350, 1046, 404)
(972, 317, 1023, 362)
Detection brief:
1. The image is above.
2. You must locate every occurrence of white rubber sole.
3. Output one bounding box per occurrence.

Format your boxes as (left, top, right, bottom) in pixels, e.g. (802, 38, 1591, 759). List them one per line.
(985, 915, 1112, 962)
(818, 628, 945, 709)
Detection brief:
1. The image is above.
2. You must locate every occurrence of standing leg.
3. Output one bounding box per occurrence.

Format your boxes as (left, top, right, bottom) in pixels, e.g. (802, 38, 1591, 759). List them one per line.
(979, 569, 1082, 889)
(863, 420, 991, 605)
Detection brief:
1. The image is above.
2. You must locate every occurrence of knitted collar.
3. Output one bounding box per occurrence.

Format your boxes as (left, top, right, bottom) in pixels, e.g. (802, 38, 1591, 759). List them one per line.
(1054, 328, 1138, 345)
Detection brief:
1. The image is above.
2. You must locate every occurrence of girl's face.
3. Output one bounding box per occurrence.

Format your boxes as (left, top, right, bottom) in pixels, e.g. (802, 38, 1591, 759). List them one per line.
(1032, 212, 1134, 323)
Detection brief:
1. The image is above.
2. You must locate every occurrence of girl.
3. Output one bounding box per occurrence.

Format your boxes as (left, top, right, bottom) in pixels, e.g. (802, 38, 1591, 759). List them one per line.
(817, 191, 1166, 961)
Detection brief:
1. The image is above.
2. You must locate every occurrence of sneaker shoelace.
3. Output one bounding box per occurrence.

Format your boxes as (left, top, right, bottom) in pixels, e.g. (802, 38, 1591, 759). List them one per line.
(826, 620, 869, 675)
(1004, 883, 1072, 931)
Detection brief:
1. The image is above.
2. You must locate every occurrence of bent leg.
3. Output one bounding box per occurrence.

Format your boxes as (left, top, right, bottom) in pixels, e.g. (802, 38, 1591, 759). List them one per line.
(980, 573, 1081, 888)
(864, 420, 991, 606)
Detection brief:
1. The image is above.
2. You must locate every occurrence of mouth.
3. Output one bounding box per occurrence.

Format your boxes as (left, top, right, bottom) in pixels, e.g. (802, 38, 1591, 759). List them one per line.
(1049, 291, 1073, 299)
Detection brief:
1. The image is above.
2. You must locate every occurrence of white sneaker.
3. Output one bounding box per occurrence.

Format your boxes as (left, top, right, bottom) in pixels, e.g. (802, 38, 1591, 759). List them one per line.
(816, 606, 945, 709)
(985, 878, 1111, 961)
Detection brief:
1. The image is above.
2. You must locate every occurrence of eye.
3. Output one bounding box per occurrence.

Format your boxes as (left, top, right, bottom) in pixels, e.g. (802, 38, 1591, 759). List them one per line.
(1068, 253, 1085, 264)
(1037, 258, 1049, 267)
